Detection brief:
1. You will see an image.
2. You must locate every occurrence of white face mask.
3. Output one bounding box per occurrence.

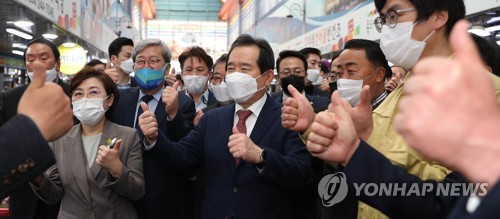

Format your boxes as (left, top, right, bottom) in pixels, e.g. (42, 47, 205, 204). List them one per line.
(337, 71, 377, 106)
(306, 69, 320, 83)
(225, 72, 266, 104)
(183, 75, 208, 95)
(72, 97, 109, 126)
(209, 81, 232, 102)
(380, 21, 435, 69)
(28, 67, 58, 82)
(120, 58, 134, 74)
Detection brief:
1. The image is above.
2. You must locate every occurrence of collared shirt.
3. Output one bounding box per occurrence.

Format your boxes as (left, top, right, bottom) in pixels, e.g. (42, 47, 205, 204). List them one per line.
(233, 94, 267, 137)
(134, 87, 164, 129)
(371, 90, 388, 110)
(117, 77, 132, 89)
(194, 90, 210, 112)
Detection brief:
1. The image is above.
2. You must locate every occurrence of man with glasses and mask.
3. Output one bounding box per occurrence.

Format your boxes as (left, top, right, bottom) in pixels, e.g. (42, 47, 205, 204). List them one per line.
(137, 34, 311, 218)
(336, 39, 390, 109)
(108, 39, 196, 219)
(0, 37, 67, 219)
(272, 50, 329, 113)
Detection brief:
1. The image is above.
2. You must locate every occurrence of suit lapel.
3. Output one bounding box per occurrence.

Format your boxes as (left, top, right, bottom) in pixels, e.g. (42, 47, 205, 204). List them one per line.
(64, 125, 92, 203)
(154, 95, 167, 132)
(123, 88, 140, 128)
(249, 95, 280, 144)
(220, 104, 238, 173)
(90, 120, 117, 179)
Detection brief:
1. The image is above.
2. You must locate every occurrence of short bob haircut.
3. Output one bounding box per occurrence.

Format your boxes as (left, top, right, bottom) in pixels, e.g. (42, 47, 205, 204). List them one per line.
(70, 67, 120, 118)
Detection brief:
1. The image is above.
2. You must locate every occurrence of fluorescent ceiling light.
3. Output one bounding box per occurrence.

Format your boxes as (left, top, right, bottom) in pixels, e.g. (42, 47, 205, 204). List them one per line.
(12, 43, 27, 49)
(43, 33, 58, 40)
(487, 16, 500, 24)
(485, 25, 500, 33)
(12, 50, 24, 56)
(468, 26, 491, 37)
(14, 20, 34, 27)
(497, 41, 500, 46)
(6, 28, 33, 40)
(62, 42, 76, 47)
(99, 59, 108, 64)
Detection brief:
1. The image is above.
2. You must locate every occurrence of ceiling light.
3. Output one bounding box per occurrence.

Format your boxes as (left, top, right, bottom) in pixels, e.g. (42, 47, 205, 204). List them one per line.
(6, 28, 33, 40)
(62, 42, 76, 47)
(12, 50, 24, 56)
(13, 20, 34, 27)
(468, 26, 491, 37)
(485, 25, 500, 33)
(487, 16, 500, 24)
(497, 41, 500, 46)
(43, 33, 58, 40)
(12, 43, 27, 49)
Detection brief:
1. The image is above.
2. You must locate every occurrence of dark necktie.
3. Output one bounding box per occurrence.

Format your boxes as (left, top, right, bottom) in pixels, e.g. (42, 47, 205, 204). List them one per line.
(235, 110, 252, 165)
(135, 95, 155, 129)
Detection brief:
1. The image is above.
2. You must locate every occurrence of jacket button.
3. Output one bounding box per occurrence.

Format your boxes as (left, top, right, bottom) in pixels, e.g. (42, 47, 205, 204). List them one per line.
(233, 187, 237, 193)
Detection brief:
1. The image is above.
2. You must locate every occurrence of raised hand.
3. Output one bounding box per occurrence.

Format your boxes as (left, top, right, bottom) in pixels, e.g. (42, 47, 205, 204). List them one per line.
(138, 102, 159, 144)
(103, 61, 119, 83)
(281, 84, 315, 132)
(228, 127, 262, 164)
(162, 81, 180, 119)
(96, 139, 123, 178)
(307, 91, 360, 167)
(344, 85, 373, 141)
(18, 61, 73, 141)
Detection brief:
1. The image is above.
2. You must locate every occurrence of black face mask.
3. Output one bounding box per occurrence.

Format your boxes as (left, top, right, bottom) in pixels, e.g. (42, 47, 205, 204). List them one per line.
(329, 81, 337, 92)
(281, 75, 305, 97)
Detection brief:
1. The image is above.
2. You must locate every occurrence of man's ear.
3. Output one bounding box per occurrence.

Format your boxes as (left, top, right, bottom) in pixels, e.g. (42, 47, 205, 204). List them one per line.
(55, 59, 61, 72)
(164, 63, 171, 76)
(433, 10, 449, 30)
(265, 69, 274, 85)
(375, 67, 386, 83)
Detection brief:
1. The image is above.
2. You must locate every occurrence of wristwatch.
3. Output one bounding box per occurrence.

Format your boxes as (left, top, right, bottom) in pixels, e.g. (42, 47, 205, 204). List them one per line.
(256, 148, 266, 169)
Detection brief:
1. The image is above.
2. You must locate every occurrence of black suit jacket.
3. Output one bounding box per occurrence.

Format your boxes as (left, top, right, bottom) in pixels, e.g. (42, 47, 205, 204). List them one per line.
(108, 86, 196, 219)
(447, 183, 500, 218)
(146, 94, 311, 218)
(0, 116, 55, 199)
(0, 80, 68, 219)
(271, 90, 329, 113)
(333, 140, 466, 219)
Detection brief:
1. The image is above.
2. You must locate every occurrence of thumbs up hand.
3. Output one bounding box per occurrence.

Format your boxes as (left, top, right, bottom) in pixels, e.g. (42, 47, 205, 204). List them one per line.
(96, 139, 123, 178)
(138, 102, 159, 144)
(162, 81, 180, 119)
(104, 61, 119, 83)
(18, 61, 73, 141)
(281, 84, 315, 132)
(228, 127, 262, 164)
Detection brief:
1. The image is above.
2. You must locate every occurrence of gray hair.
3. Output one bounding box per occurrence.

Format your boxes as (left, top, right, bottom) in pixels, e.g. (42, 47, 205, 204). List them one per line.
(132, 39, 172, 63)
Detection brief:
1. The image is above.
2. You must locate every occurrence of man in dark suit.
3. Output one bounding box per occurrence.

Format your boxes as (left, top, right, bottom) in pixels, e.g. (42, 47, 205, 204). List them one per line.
(105, 37, 137, 89)
(138, 34, 311, 218)
(271, 50, 329, 114)
(107, 38, 196, 219)
(0, 38, 67, 219)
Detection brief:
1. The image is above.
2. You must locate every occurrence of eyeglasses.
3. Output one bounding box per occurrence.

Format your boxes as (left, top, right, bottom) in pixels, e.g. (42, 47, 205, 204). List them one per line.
(279, 68, 305, 77)
(374, 8, 416, 33)
(327, 72, 338, 82)
(134, 59, 163, 68)
(72, 89, 104, 101)
(211, 76, 224, 85)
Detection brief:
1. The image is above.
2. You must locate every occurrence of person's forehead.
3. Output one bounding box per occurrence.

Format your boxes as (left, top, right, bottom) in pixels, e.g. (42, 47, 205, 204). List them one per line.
(307, 54, 321, 61)
(78, 77, 105, 89)
(338, 49, 367, 64)
(119, 45, 133, 53)
(183, 56, 208, 67)
(26, 43, 54, 56)
(228, 45, 259, 65)
(137, 45, 162, 57)
(281, 57, 305, 68)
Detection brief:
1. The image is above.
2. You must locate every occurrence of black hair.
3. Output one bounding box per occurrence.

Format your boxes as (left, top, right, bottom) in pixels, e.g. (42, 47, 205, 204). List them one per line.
(470, 34, 500, 76)
(213, 53, 228, 71)
(178, 46, 214, 71)
(344, 39, 392, 77)
(108, 37, 134, 59)
(24, 38, 60, 62)
(374, 0, 465, 37)
(299, 47, 321, 59)
(276, 50, 308, 73)
(85, 59, 105, 67)
(227, 34, 274, 74)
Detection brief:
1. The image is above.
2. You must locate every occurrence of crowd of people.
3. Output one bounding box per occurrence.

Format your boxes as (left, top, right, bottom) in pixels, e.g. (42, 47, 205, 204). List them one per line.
(1, 0, 500, 218)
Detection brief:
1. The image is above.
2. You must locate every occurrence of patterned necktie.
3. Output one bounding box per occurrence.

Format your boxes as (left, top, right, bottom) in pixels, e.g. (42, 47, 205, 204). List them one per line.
(235, 110, 252, 165)
(135, 95, 155, 129)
